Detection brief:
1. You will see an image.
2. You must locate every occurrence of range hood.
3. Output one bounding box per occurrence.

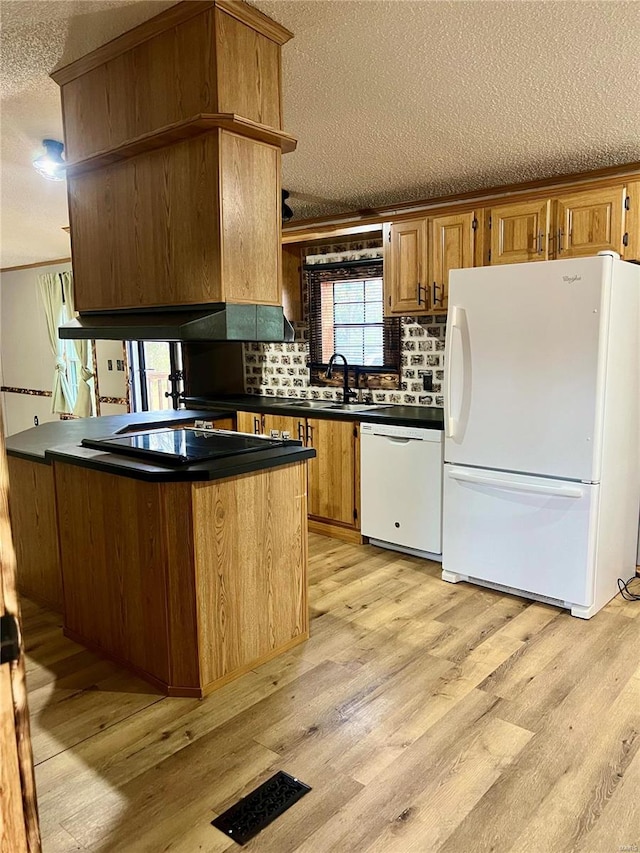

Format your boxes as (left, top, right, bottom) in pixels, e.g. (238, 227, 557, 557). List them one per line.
(59, 304, 294, 343)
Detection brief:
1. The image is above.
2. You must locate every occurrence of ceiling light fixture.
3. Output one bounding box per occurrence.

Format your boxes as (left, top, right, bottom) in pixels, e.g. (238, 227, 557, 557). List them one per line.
(33, 139, 66, 182)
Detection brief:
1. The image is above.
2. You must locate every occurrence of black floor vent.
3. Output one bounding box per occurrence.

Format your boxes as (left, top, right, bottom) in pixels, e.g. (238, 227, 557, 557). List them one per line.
(211, 771, 311, 845)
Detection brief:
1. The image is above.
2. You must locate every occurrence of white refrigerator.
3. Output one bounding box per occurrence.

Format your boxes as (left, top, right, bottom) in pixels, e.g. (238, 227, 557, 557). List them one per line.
(442, 253, 640, 618)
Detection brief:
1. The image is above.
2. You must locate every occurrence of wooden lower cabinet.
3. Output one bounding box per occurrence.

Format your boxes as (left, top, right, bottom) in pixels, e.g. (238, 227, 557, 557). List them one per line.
(54, 460, 309, 697)
(235, 410, 361, 540)
(306, 418, 359, 529)
(236, 410, 263, 434)
(263, 413, 306, 442)
(7, 457, 63, 611)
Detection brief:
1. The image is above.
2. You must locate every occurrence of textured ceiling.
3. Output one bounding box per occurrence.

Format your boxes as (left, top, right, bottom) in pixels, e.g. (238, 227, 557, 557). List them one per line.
(1, 0, 639, 266)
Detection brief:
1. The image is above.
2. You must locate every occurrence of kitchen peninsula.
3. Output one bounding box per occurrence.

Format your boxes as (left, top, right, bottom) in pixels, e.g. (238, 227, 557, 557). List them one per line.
(7, 410, 314, 697)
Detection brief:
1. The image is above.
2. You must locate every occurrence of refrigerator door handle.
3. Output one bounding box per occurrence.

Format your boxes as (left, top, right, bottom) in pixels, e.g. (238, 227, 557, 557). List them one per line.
(444, 305, 460, 438)
(449, 468, 584, 498)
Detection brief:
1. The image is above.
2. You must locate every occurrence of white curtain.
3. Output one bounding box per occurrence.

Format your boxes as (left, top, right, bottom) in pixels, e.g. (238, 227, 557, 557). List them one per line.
(38, 272, 76, 414)
(62, 272, 95, 417)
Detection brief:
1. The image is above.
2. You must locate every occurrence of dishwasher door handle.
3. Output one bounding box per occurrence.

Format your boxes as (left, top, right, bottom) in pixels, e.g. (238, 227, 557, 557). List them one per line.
(384, 437, 411, 444)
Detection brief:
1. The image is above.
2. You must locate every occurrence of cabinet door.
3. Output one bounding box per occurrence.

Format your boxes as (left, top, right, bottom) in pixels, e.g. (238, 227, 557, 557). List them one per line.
(385, 219, 430, 314)
(236, 411, 263, 434)
(306, 418, 357, 526)
(282, 245, 302, 321)
(489, 200, 550, 264)
(211, 417, 236, 431)
(555, 186, 626, 258)
(625, 182, 640, 261)
(428, 212, 475, 310)
(262, 413, 305, 442)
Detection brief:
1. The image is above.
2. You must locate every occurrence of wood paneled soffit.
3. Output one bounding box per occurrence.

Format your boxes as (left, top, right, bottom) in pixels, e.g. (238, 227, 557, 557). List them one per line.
(51, 0, 293, 87)
(65, 115, 296, 176)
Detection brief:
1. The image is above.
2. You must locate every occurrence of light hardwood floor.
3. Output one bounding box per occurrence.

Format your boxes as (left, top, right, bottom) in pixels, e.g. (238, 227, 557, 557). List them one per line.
(23, 534, 640, 852)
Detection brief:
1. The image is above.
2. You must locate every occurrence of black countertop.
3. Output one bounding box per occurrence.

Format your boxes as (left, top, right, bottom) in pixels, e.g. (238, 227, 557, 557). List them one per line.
(181, 395, 445, 430)
(5, 409, 314, 482)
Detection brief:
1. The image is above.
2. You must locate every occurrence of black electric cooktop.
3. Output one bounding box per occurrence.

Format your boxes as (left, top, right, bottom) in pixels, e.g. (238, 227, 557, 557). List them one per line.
(81, 428, 298, 467)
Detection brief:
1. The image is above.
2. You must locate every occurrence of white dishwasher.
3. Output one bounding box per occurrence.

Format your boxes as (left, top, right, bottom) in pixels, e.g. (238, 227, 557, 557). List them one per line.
(360, 422, 443, 559)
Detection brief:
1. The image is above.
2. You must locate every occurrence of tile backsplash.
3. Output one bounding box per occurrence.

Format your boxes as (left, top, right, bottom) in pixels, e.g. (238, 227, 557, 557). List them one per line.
(243, 238, 446, 407)
(243, 315, 447, 407)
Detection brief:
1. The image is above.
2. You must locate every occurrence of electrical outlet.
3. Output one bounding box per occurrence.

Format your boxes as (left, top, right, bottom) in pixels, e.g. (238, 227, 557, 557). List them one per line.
(116, 359, 125, 371)
(422, 373, 433, 392)
(107, 359, 113, 371)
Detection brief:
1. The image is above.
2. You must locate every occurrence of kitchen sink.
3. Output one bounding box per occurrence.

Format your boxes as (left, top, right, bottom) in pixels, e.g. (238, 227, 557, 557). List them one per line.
(269, 399, 392, 412)
(279, 400, 333, 408)
(327, 403, 392, 412)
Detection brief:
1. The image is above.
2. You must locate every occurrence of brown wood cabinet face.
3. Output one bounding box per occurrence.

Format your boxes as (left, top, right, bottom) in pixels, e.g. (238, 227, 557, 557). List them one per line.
(210, 417, 236, 431)
(193, 462, 308, 688)
(7, 458, 62, 611)
(262, 413, 305, 442)
(428, 212, 475, 310)
(215, 8, 282, 129)
(282, 244, 302, 321)
(54, 464, 174, 684)
(489, 200, 551, 264)
(236, 411, 263, 434)
(61, 11, 218, 162)
(306, 418, 357, 527)
(386, 219, 430, 314)
(555, 186, 626, 258)
(220, 132, 281, 305)
(69, 135, 222, 312)
(625, 182, 640, 260)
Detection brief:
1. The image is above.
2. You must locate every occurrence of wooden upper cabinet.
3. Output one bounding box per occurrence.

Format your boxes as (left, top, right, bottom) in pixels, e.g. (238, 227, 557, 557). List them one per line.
(56, 3, 291, 163)
(53, 0, 294, 313)
(625, 182, 640, 261)
(282, 245, 302, 322)
(489, 200, 551, 264)
(69, 130, 282, 312)
(427, 211, 476, 310)
(220, 133, 281, 306)
(306, 418, 358, 527)
(555, 186, 626, 258)
(384, 219, 430, 315)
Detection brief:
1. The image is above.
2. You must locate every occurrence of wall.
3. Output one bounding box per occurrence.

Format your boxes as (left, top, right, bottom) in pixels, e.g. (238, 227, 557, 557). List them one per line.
(0, 263, 129, 435)
(243, 239, 446, 407)
(94, 340, 129, 416)
(244, 316, 446, 406)
(0, 262, 67, 435)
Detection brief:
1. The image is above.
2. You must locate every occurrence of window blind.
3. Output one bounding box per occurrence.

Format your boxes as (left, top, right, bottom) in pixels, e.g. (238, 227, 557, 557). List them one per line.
(306, 260, 400, 371)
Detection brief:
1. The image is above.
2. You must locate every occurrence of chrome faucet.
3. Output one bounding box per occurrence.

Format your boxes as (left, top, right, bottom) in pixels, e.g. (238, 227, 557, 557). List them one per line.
(326, 352, 357, 404)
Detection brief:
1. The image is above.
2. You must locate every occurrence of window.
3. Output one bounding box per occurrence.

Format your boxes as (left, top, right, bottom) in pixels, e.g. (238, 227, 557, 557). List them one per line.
(324, 277, 384, 365)
(127, 341, 183, 411)
(307, 260, 400, 375)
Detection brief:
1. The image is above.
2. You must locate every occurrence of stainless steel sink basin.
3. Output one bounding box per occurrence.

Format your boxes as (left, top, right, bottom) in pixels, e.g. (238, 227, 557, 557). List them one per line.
(269, 399, 391, 412)
(282, 400, 333, 408)
(327, 403, 392, 412)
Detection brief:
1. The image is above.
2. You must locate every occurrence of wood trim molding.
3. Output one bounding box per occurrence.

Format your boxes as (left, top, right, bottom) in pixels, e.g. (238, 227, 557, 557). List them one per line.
(283, 162, 640, 241)
(65, 114, 296, 176)
(308, 519, 363, 545)
(51, 0, 292, 86)
(0, 258, 71, 273)
(215, 0, 293, 44)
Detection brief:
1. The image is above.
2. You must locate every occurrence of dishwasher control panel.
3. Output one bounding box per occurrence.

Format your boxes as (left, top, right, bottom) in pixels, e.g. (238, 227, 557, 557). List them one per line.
(360, 422, 443, 442)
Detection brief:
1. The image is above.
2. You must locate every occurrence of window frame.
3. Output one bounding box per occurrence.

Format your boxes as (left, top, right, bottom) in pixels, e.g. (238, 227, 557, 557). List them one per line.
(305, 259, 401, 381)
